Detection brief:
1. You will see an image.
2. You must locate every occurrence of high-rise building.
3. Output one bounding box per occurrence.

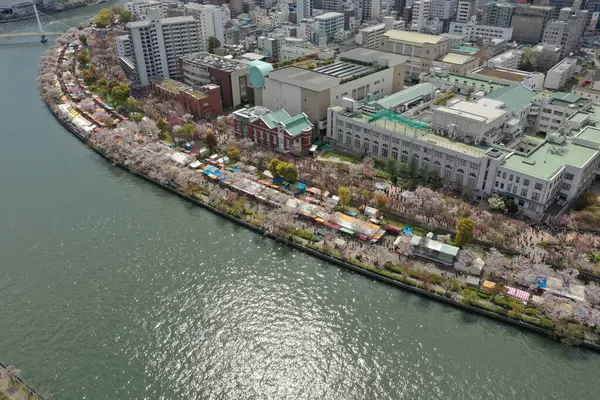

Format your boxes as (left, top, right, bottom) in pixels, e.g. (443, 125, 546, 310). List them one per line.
(549, 0, 575, 19)
(456, 0, 476, 23)
(542, 0, 587, 57)
(124, 9, 205, 87)
(583, 0, 600, 33)
(411, 0, 431, 32)
(321, 0, 344, 13)
(510, 4, 554, 44)
(481, 1, 514, 28)
(297, 0, 313, 20)
(361, 0, 381, 21)
(314, 12, 345, 40)
(183, 3, 226, 45)
(429, 0, 457, 20)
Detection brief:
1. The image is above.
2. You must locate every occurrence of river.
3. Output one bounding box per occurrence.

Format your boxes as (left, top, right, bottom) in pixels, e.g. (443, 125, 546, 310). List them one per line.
(1, 4, 600, 400)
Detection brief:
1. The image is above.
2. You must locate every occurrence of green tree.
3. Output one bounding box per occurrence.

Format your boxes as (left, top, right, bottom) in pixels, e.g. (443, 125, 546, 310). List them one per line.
(416, 167, 429, 185)
(110, 83, 131, 104)
(276, 162, 299, 183)
(156, 117, 170, 133)
(374, 193, 388, 210)
(76, 50, 89, 67)
(455, 217, 475, 247)
(207, 36, 221, 54)
(360, 188, 370, 207)
(386, 158, 397, 177)
(227, 146, 241, 160)
(113, 5, 133, 24)
(79, 34, 88, 46)
(427, 169, 442, 189)
(268, 158, 282, 176)
(461, 289, 479, 306)
(94, 8, 113, 28)
(338, 186, 351, 209)
(176, 123, 197, 141)
(82, 66, 98, 85)
(205, 131, 218, 154)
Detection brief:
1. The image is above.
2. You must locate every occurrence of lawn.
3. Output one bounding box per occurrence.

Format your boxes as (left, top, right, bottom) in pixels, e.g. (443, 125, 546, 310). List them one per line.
(321, 151, 358, 163)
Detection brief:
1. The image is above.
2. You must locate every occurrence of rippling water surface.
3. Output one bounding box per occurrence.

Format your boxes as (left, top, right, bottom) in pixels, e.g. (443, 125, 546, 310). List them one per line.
(1, 10, 600, 400)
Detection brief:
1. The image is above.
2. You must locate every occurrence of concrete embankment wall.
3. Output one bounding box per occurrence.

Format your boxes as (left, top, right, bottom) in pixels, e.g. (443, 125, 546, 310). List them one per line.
(45, 102, 600, 353)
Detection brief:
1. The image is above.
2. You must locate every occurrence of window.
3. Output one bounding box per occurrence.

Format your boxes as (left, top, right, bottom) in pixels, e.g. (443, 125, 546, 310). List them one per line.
(534, 183, 543, 190)
(521, 188, 528, 197)
(507, 184, 512, 192)
(502, 172, 507, 179)
(391, 147, 398, 161)
(402, 140, 410, 147)
(512, 185, 517, 194)
(457, 168, 465, 174)
(497, 171, 501, 177)
(495, 181, 499, 187)
(337, 132, 343, 142)
(528, 203, 536, 211)
(458, 159, 466, 166)
(413, 144, 422, 151)
(532, 192, 540, 201)
(372, 140, 379, 154)
(445, 164, 453, 170)
(392, 137, 400, 144)
(565, 173, 574, 180)
(516, 176, 520, 183)
(354, 135, 361, 148)
(401, 154, 408, 163)
(435, 151, 443, 158)
(562, 183, 571, 191)
(446, 155, 455, 162)
(509, 174, 513, 182)
(500, 183, 504, 189)
(542, 108, 552, 114)
(518, 200, 524, 206)
(523, 179, 530, 186)
(424, 148, 432, 154)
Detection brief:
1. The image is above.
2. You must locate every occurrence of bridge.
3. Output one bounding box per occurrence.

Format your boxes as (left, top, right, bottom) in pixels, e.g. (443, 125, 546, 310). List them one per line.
(0, 3, 72, 43)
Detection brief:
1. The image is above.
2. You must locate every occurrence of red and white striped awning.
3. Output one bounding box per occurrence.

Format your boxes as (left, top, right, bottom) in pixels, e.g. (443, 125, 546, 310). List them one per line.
(507, 286, 531, 303)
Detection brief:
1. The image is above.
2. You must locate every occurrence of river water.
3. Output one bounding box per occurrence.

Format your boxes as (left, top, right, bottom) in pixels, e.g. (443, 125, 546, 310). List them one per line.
(1, 5, 600, 400)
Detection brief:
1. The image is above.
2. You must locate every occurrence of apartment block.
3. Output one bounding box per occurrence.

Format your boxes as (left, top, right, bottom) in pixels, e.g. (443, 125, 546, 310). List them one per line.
(430, 0, 457, 20)
(542, 3, 587, 57)
(485, 49, 521, 69)
(355, 19, 405, 49)
(183, 3, 225, 44)
(481, 1, 514, 28)
(510, 5, 554, 44)
(449, 20, 514, 41)
(532, 91, 592, 135)
(314, 12, 345, 41)
(544, 57, 577, 90)
(456, 0, 476, 23)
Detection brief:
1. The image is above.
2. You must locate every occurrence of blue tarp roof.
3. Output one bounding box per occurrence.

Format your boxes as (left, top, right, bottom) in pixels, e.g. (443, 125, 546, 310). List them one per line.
(403, 226, 414, 234)
(297, 182, 307, 192)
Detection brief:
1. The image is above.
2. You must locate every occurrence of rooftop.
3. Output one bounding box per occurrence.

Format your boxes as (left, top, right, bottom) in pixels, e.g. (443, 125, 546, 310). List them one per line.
(431, 72, 510, 91)
(383, 30, 447, 44)
(314, 12, 344, 20)
(439, 98, 507, 122)
(150, 76, 188, 93)
(235, 106, 313, 136)
(374, 83, 437, 110)
(503, 139, 598, 179)
(485, 85, 536, 114)
(575, 126, 600, 144)
(439, 53, 477, 65)
(339, 48, 407, 67)
(266, 66, 341, 91)
(179, 52, 249, 72)
(567, 111, 590, 124)
(469, 67, 533, 82)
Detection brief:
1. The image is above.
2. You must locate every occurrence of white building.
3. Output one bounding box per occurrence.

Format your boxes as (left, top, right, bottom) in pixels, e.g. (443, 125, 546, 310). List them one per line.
(124, 9, 204, 87)
(361, 0, 381, 22)
(125, 0, 165, 19)
(410, 0, 431, 32)
(115, 34, 132, 59)
(314, 12, 345, 41)
(326, 96, 600, 219)
(544, 57, 577, 90)
(468, 66, 545, 91)
(297, 0, 313, 21)
(430, 0, 457, 20)
(456, 0, 476, 23)
(257, 33, 285, 59)
(486, 49, 521, 69)
(532, 91, 592, 134)
(449, 18, 514, 41)
(542, 1, 588, 57)
(183, 3, 225, 45)
(355, 18, 405, 49)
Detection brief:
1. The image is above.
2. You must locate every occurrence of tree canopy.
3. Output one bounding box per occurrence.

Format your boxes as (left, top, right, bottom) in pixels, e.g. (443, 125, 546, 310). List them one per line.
(276, 162, 298, 182)
(455, 218, 475, 247)
(207, 36, 221, 54)
(338, 187, 351, 209)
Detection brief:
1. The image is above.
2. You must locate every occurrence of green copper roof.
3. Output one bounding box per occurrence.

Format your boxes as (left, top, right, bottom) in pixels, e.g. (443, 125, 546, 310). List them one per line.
(260, 109, 313, 136)
(485, 85, 536, 114)
(262, 109, 291, 129)
(374, 83, 436, 110)
(551, 92, 581, 104)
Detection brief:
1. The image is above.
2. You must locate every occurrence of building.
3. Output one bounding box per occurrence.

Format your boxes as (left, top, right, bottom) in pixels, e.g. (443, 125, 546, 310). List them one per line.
(544, 57, 577, 90)
(381, 30, 462, 78)
(361, 0, 381, 22)
(355, 19, 405, 49)
(481, 1, 514, 28)
(233, 106, 315, 153)
(456, 0, 476, 23)
(410, 0, 430, 32)
(326, 95, 600, 219)
(115, 34, 132, 59)
(372, 82, 438, 112)
(125, 0, 165, 19)
(124, 9, 205, 87)
(449, 19, 514, 42)
(421, 68, 510, 96)
(531, 43, 562, 70)
(433, 53, 480, 75)
(257, 34, 284, 59)
(468, 66, 545, 91)
(280, 40, 332, 61)
(511, 5, 554, 44)
(253, 48, 407, 127)
(542, 2, 587, 57)
(183, 3, 225, 45)
(149, 77, 223, 118)
(430, 0, 457, 20)
(297, 0, 313, 20)
(486, 49, 521, 69)
(178, 52, 249, 109)
(314, 12, 344, 41)
(532, 91, 592, 134)
(549, 0, 575, 19)
(321, 0, 343, 12)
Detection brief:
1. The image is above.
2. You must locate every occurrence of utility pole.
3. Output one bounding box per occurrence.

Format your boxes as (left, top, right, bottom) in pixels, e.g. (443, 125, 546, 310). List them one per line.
(33, 3, 47, 43)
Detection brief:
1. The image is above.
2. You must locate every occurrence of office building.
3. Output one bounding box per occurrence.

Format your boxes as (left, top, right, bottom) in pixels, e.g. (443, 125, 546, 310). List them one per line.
(257, 33, 285, 59)
(456, 0, 476, 23)
(355, 18, 405, 49)
(233, 106, 315, 153)
(467, 66, 545, 91)
(542, 2, 587, 57)
(532, 91, 591, 134)
(361, 0, 381, 21)
(511, 5, 554, 44)
(410, 0, 431, 32)
(123, 9, 205, 87)
(321, 0, 344, 12)
(549, 0, 575, 19)
(481, 1, 514, 28)
(430, 0, 457, 20)
(486, 49, 521, 69)
(449, 20, 514, 41)
(314, 12, 345, 41)
(183, 3, 226, 44)
(544, 57, 577, 90)
(125, 0, 165, 19)
(381, 30, 462, 78)
(297, 0, 313, 20)
(178, 52, 249, 109)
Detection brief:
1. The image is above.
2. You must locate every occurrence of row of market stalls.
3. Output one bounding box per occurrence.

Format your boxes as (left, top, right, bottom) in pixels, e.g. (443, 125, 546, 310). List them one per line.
(56, 103, 98, 137)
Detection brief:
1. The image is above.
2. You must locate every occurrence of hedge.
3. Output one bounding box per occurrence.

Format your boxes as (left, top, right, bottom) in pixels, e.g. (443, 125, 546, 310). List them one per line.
(294, 229, 318, 242)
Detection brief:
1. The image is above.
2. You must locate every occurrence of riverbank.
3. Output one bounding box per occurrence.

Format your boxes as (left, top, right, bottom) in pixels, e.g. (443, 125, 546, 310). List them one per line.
(38, 25, 600, 351)
(0, 363, 42, 400)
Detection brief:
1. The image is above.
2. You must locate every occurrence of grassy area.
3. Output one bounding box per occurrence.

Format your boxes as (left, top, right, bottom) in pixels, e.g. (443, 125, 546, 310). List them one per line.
(321, 151, 357, 163)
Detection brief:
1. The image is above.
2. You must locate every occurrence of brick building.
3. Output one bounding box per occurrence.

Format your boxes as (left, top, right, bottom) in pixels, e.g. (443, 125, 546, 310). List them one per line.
(149, 77, 223, 119)
(233, 106, 314, 153)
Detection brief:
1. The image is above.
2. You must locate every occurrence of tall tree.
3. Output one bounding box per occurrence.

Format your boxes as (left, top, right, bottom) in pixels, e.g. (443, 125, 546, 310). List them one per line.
(455, 217, 475, 247)
(338, 186, 351, 209)
(205, 131, 218, 154)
